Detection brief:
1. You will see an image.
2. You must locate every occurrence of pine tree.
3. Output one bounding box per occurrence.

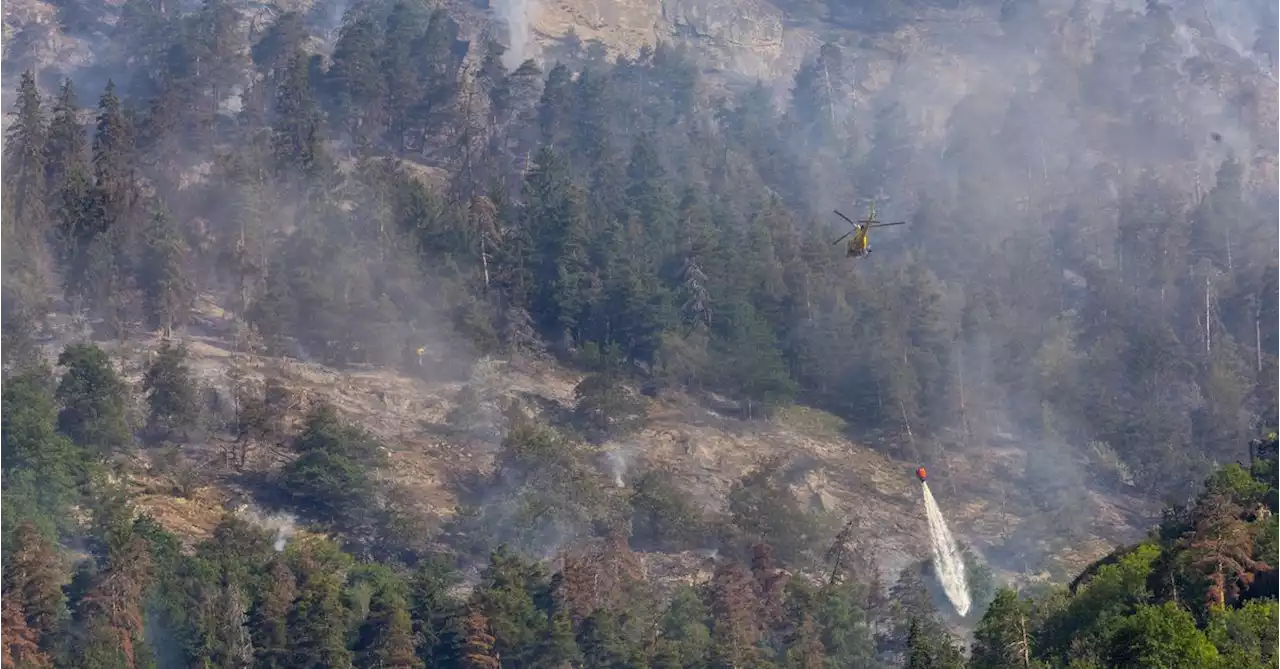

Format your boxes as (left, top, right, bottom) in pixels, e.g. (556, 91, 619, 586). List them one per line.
(4, 522, 68, 643)
(216, 575, 255, 669)
(458, 608, 501, 669)
(577, 609, 639, 669)
(970, 589, 1034, 669)
(189, 0, 247, 134)
(327, 14, 386, 147)
(712, 301, 796, 416)
(814, 579, 877, 669)
(708, 562, 765, 669)
(905, 618, 933, 669)
(470, 547, 550, 665)
(786, 43, 847, 152)
(138, 206, 192, 337)
(91, 80, 135, 238)
(624, 133, 678, 257)
(251, 11, 307, 80)
(142, 340, 199, 442)
(406, 8, 463, 153)
(1, 369, 86, 541)
(355, 582, 422, 669)
(45, 79, 88, 198)
(55, 343, 131, 454)
(1, 596, 51, 669)
(86, 225, 142, 343)
(780, 613, 825, 669)
(52, 148, 98, 303)
(250, 557, 295, 669)
(286, 538, 354, 669)
(134, 73, 185, 193)
(520, 147, 591, 340)
(408, 555, 462, 667)
(272, 50, 328, 181)
(5, 71, 50, 236)
(1, 199, 51, 371)
(380, 1, 427, 153)
(75, 535, 154, 669)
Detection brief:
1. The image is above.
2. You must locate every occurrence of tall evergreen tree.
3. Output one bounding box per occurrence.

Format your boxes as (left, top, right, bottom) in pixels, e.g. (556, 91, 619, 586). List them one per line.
(327, 14, 386, 146)
(5, 71, 50, 236)
(54, 343, 131, 454)
(141, 340, 198, 441)
(286, 538, 353, 669)
(90, 80, 135, 239)
(138, 206, 192, 337)
(45, 79, 87, 189)
(272, 51, 328, 181)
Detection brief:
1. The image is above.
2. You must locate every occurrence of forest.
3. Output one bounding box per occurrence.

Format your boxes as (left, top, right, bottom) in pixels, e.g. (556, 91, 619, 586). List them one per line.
(2, 0, 1276, 499)
(2, 341, 1277, 668)
(0, 0, 1277, 665)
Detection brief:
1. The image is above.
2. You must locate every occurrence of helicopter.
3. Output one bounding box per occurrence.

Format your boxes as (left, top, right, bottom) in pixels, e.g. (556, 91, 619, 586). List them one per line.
(830, 201, 909, 259)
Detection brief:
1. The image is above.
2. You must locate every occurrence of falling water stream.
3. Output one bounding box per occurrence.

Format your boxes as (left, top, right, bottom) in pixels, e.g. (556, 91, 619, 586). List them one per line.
(922, 481, 972, 616)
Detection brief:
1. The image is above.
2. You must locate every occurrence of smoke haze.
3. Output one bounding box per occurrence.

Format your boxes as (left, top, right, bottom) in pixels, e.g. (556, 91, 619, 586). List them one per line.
(494, 0, 536, 69)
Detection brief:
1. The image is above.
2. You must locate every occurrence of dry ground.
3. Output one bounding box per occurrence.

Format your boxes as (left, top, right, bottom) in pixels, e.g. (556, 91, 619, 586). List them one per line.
(55, 294, 1161, 588)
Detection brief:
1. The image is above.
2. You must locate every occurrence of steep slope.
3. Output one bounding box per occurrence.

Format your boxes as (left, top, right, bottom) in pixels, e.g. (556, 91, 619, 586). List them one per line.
(2, 0, 1268, 595)
(56, 296, 1158, 587)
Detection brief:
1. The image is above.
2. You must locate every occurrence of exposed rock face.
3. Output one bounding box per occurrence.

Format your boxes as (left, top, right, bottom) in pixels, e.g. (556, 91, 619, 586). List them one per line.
(532, 0, 818, 79)
(2, 0, 96, 84)
(655, 0, 811, 78)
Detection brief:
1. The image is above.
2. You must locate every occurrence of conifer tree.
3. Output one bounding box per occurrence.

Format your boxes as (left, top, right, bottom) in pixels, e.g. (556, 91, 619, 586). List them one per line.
(250, 557, 295, 669)
(45, 79, 87, 189)
(352, 571, 422, 669)
(91, 80, 135, 237)
(52, 147, 98, 302)
(75, 534, 154, 669)
(4, 522, 68, 643)
(708, 562, 765, 669)
(55, 343, 131, 454)
(1, 597, 51, 669)
(286, 538, 353, 669)
(138, 206, 193, 337)
(380, 1, 428, 153)
(970, 589, 1035, 669)
(327, 15, 386, 146)
(458, 608, 500, 669)
(272, 51, 327, 181)
(1, 369, 85, 541)
(142, 340, 198, 441)
(5, 71, 50, 236)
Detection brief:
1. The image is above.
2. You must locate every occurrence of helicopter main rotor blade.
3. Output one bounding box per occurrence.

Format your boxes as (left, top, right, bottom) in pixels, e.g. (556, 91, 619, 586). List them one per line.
(868, 221, 908, 228)
(831, 230, 855, 246)
(833, 210, 858, 226)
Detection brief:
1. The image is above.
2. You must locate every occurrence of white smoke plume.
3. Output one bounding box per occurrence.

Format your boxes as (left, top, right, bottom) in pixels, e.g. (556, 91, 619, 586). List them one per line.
(236, 506, 301, 552)
(602, 444, 638, 488)
(494, 0, 534, 69)
(609, 452, 629, 488)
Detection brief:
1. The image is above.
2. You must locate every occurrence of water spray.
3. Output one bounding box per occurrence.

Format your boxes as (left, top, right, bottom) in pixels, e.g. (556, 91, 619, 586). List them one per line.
(916, 466, 972, 617)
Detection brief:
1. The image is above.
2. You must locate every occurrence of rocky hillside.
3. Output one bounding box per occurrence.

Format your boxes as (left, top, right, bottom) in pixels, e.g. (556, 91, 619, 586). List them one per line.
(2, 0, 1269, 590)
(38, 295, 1158, 588)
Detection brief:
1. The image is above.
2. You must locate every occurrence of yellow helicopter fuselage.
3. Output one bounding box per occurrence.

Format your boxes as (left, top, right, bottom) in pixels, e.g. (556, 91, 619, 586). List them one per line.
(846, 225, 871, 257)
